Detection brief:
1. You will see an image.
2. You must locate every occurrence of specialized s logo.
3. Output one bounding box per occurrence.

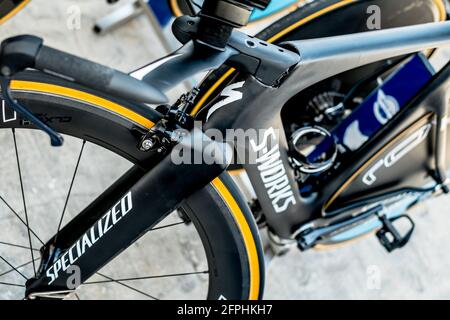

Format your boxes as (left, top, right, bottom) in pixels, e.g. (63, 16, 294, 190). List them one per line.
(46, 192, 133, 285)
(206, 81, 245, 121)
(362, 124, 431, 186)
(250, 128, 297, 213)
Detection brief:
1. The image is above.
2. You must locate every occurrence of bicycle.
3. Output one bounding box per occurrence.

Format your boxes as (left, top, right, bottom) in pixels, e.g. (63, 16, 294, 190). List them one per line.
(0, 0, 450, 300)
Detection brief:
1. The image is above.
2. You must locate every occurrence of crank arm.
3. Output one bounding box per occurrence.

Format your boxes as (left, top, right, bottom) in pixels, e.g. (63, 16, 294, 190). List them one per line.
(296, 206, 381, 250)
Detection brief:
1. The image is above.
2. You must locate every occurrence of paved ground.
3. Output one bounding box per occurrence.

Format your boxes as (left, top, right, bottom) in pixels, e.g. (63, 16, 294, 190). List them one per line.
(1, 0, 450, 300)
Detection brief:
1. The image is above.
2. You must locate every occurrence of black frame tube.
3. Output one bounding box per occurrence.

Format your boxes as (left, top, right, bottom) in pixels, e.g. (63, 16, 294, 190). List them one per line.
(26, 129, 229, 295)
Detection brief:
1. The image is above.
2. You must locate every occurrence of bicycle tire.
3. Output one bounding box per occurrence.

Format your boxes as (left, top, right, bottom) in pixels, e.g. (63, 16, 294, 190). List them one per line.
(0, 0, 30, 25)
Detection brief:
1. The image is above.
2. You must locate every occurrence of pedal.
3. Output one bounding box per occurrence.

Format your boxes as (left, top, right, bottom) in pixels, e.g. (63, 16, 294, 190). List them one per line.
(376, 214, 415, 252)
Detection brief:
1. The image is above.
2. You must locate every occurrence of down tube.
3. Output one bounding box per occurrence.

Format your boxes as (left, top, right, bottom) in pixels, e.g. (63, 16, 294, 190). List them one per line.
(207, 76, 309, 239)
(26, 133, 228, 295)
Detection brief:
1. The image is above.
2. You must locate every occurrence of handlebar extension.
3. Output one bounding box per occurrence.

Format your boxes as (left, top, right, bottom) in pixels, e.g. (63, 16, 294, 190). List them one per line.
(0, 35, 168, 105)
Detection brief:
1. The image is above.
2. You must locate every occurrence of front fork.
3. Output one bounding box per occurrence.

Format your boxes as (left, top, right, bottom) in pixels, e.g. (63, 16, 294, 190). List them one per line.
(25, 127, 231, 298)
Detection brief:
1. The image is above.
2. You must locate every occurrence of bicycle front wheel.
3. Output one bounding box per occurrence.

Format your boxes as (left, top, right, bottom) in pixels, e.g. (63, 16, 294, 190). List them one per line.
(0, 70, 264, 300)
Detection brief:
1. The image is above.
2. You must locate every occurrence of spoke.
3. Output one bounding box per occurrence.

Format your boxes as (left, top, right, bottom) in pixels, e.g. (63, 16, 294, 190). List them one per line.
(0, 195, 44, 245)
(0, 255, 28, 280)
(55, 140, 86, 242)
(0, 281, 25, 288)
(150, 221, 186, 232)
(0, 241, 40, 252)
(85, 270, 208, 284)
(12, 129, 36, 277)
(94, 272, 158, 300)
(0, 258, 40, 278)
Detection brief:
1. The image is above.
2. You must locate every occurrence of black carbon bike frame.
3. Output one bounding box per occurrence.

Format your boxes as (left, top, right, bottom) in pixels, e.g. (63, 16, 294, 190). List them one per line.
(7, 17, 450, 296)
(204, 20, 450, 239)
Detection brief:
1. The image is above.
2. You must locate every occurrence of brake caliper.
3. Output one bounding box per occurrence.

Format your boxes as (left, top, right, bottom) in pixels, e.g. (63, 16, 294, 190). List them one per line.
(139, 88, 198, 154)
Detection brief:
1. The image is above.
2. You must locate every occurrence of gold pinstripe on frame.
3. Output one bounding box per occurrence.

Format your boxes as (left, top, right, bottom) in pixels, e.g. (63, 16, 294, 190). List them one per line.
(323, 113, 435, 211)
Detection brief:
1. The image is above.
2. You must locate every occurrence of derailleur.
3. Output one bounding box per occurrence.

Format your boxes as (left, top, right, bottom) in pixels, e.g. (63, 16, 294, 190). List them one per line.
(138, 88, 198, 154)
